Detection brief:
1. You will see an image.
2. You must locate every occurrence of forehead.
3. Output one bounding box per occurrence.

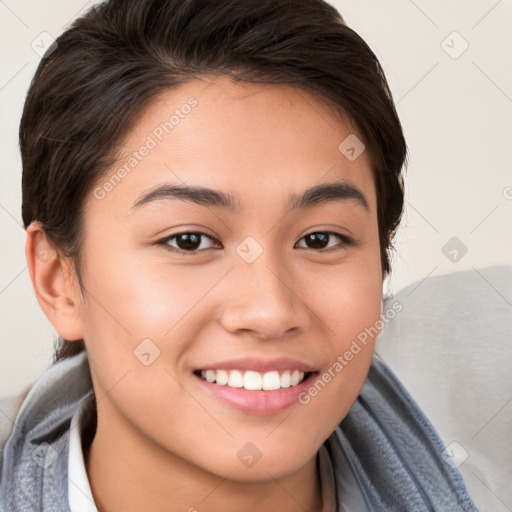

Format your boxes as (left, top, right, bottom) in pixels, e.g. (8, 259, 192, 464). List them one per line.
(87, 76, 376, 218)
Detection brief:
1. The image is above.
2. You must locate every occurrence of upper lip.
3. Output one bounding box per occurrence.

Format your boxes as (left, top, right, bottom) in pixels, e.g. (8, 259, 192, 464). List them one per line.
(196, 357, 318, 374)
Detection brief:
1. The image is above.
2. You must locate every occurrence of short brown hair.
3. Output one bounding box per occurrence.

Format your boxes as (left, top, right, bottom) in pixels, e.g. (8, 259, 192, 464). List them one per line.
(20, 0, 407, 363)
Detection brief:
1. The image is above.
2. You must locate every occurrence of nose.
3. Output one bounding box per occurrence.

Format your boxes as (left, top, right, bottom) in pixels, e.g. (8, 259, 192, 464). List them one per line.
(218, 252, 311, 340)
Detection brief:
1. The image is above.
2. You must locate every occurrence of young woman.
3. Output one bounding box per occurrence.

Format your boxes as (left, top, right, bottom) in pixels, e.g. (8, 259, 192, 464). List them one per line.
(0, 0, 477, 510)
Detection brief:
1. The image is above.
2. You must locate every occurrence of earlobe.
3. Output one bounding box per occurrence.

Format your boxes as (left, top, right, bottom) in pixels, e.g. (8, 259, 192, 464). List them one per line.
(25, 222, 84, 341)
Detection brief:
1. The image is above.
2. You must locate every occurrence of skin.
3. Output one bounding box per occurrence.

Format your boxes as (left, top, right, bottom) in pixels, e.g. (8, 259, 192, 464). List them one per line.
(26, 76, 383, 512)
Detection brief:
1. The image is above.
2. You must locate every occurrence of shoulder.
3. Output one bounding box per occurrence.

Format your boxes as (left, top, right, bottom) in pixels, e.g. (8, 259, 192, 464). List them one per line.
(0, 383, 33, 461)
(0, 350, 93, 469)
(0, 351, 93, 511)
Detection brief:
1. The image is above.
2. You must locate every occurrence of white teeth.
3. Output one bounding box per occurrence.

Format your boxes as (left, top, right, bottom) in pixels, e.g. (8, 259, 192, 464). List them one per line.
(244, 371, 262, 390)
(199, 369, 306, 390)
(280, 370, 291, 388)
(228, 370, 244, 388)
(216, 369, 229, 386)
(205, 370, 216, 383)
(262, 371, 281, 391)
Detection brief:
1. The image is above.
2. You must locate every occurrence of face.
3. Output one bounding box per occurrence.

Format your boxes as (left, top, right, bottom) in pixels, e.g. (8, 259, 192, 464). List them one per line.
(71, 76, 383, 481)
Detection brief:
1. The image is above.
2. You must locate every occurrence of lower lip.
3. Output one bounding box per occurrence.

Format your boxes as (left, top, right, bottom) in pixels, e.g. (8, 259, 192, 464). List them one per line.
(194, 373, 317, 415)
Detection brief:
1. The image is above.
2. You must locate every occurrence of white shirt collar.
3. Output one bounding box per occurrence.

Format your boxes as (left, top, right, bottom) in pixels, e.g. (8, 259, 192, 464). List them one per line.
(68, 394, 98, 512)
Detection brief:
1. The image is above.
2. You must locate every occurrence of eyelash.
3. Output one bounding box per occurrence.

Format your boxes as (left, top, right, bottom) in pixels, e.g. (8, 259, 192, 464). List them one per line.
(156, 230, 354, 255)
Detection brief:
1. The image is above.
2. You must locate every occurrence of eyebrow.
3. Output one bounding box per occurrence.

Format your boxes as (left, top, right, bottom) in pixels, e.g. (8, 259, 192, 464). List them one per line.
(131, 180, 369, 213)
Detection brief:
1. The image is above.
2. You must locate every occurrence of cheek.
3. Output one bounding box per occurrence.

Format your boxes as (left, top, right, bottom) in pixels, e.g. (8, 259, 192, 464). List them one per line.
(293, 257, 382, 439)
(305, 251, 382, 346)
(77, 249, 235, 393)
(80, 247, 218, 338)
(327, 273, 382, 348)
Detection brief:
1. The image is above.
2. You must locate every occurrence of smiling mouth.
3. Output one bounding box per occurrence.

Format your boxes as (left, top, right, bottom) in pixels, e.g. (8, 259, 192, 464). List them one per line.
(193, 369, 314, 391)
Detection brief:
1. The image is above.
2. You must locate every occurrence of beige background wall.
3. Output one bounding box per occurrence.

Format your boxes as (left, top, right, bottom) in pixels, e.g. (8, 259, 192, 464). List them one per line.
(1, 0, 511, 395)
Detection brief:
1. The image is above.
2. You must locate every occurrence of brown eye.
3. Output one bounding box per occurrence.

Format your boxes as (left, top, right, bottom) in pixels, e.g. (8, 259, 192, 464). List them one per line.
(159, 232, 221, 254)
(296, 231, 352, 251)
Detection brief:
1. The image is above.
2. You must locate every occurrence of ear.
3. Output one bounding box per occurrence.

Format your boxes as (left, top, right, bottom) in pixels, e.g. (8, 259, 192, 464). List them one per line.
(25, 222, 85, 341)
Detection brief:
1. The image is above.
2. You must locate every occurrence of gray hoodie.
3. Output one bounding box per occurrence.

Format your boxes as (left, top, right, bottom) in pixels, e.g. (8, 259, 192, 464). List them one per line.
(0, 349, 476, 511)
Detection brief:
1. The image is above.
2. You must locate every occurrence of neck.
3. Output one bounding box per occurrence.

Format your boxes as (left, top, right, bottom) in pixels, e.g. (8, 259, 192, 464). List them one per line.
(85, 401, 324, 512)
